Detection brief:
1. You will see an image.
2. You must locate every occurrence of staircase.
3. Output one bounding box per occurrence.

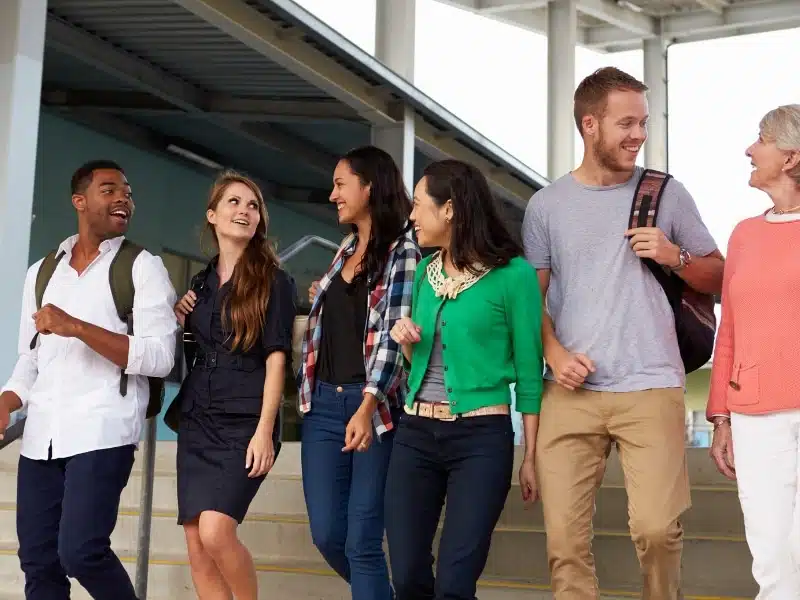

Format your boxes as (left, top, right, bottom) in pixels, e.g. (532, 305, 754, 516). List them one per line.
(0, 441, 755, 599)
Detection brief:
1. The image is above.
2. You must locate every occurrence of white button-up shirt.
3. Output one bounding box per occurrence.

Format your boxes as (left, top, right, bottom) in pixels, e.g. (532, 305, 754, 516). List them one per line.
(1, 235, 178, 460)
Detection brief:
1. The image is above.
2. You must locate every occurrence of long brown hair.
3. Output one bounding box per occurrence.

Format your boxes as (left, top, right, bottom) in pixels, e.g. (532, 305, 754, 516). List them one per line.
(205, 170, 280, 352)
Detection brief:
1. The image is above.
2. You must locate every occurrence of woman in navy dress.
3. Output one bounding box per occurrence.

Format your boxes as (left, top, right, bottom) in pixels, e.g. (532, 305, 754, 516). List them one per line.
(172, 170, 296, 600)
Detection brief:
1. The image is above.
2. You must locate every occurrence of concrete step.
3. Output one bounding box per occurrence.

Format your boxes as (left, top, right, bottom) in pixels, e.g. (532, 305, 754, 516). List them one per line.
(0, 504, 754, 598)
(0, 445, 745, 539)
(0, 441, 739, 488)
(0, 441, 751, 597)
(499, 484, 744, 536)
(0, 469, 307, 519)
(0, 468, 744, 538)
(0, 544, 741, 600)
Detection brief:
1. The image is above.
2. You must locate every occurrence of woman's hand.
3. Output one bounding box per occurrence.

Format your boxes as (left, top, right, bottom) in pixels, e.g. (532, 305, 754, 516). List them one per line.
(709, 419, 736, 480)
(174, 290, 197, 327)
(390, 317, 421, 346)
(246, 425, 276, 478)
(343, 403, 374, 453)
(519, 455, 539, 506)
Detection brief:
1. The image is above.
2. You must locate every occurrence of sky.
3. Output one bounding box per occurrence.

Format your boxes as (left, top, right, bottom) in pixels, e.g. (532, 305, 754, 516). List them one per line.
(292, 0, 799, 254)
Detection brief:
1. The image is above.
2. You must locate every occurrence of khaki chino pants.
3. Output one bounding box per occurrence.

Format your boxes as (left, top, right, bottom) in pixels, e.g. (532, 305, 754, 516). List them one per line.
(535, 382, 691, 600)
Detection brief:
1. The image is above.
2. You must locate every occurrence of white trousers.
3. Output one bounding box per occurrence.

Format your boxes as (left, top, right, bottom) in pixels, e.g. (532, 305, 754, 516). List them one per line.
(732, 410, 800, 599)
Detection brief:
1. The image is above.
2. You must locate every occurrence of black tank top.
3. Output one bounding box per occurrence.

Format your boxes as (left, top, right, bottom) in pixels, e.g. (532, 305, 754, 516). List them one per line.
(315, 273, 368, 384)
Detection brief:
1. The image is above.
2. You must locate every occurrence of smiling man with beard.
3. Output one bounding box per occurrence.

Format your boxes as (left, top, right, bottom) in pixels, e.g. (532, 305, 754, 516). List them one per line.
(0, 160, 177, 600)
(522, 68, 724, 599)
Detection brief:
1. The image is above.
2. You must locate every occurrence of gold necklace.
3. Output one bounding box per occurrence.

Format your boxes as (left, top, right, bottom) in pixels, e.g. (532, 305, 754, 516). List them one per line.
(772, 203, 800, 215)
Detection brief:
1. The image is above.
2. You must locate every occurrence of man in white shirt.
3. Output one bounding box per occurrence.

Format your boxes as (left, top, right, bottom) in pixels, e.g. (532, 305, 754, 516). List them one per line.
(0, 160, 178, 600)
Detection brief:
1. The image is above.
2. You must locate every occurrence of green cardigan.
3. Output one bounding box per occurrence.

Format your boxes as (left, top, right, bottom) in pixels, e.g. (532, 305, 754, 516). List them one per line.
(405, 254, 544, 415)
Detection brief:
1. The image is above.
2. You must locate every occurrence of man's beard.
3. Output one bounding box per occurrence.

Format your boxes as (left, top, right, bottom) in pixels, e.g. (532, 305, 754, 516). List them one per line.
(593, 129, 636, 174)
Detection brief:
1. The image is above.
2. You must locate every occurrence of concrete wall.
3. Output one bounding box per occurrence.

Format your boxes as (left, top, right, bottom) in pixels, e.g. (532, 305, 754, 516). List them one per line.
(27, 112, 343, 288)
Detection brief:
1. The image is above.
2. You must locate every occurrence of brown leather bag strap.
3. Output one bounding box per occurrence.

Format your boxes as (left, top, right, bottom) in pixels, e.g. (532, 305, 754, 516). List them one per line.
(628, 169, 672, 229)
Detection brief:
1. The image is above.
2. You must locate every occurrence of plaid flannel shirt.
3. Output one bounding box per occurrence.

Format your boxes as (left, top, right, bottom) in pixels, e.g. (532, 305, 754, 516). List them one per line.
(298, 228, 420, 437)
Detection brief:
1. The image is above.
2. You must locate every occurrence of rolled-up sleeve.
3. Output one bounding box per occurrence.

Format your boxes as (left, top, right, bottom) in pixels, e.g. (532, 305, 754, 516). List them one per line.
(363, 239, 420, 404)
(125, 252, 179, 378)
(1, 262, 42, 409)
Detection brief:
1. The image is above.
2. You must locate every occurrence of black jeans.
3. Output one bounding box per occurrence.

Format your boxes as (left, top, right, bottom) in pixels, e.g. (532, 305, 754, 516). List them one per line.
(16, 445, 137, 600)
(384, 412, 514, 600)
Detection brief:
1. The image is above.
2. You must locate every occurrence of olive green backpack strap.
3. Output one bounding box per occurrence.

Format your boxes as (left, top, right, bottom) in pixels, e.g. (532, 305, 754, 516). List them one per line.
(29, 250, 66, 350)
(109, 240, 166, 419)
(109, 239, 144, 397)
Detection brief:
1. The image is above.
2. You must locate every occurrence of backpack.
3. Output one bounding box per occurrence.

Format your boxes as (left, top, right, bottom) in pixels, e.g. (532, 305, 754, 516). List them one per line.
(31, 239, 166, 419)
(628, 169, 717, 374)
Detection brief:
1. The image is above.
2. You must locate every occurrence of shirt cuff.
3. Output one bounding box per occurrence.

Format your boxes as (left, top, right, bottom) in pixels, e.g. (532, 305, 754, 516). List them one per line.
(125, 335, 143, 375)
(363, 384, 387, 405)
(0, 383, 29, 411)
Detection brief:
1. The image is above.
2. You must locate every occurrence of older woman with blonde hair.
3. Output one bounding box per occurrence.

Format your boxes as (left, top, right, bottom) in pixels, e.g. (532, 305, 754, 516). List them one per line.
(707, 103, 800, 599)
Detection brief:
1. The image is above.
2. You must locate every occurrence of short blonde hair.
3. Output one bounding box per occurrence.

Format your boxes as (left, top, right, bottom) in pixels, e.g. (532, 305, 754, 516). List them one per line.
(759, 104, 800, 184)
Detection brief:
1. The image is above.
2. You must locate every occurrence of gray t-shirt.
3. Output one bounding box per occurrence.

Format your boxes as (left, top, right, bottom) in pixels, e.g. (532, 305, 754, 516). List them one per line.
(417, 313, 448, 403)
(522, 167, 718, 392)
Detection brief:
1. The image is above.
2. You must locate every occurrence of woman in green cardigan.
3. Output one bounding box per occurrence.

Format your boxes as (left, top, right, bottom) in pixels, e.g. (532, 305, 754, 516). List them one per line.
(384, 159, 544, 600)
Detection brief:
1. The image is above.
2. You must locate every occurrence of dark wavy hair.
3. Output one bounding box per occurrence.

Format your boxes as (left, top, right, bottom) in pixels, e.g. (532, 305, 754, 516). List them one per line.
(204, 170, 280, 352)
(422, 159, 522, 275)
(341, 146, 411, 287)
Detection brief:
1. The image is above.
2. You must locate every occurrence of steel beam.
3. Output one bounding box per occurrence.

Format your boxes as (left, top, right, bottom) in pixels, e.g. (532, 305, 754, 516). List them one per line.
(578, 0, 655, 35)
(174, 0, 547, 202)
(172, 0, 398, 125)
(693, 0, 727, 15)
(586, 0, 800, 49)
(436, 0, 652, 38)
(479, 0, 549, 12)
(45, 15, 336, 174)
(46, 16, 208, 113)
(41, 89, 363, 122)
(415, 119, 534, 209)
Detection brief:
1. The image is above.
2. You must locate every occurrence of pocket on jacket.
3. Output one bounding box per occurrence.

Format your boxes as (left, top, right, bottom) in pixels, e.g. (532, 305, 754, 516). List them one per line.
(727, 361, 760, 407)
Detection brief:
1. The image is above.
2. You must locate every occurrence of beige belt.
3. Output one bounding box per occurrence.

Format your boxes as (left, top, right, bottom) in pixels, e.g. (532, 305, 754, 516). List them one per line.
(404, 401, 510, 421)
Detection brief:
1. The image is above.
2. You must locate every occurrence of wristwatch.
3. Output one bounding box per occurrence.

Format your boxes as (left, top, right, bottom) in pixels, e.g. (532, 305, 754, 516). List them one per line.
(673, 247, 692, 271)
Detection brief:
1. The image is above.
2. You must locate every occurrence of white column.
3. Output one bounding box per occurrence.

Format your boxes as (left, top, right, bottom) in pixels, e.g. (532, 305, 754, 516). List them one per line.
(0, 0, 46, 384)
(547, 0, 577, 181)
(643, 37, 669, 172)
(372, 0, 416, 193)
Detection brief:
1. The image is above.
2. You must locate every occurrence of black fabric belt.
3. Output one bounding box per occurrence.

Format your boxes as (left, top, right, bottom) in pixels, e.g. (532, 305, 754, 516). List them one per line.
(194, 351, 263, 371)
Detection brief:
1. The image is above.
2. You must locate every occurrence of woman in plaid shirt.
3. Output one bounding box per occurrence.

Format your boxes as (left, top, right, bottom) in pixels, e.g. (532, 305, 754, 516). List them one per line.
(297, 145, 420, 600)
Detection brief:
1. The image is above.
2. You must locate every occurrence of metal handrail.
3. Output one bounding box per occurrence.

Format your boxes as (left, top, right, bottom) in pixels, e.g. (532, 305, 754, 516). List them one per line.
(2, 234, 343, 599)
(278, 234, 340, 263)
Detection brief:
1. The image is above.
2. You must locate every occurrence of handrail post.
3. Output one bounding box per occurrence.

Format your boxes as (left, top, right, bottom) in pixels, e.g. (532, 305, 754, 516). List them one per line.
(134, 416, 158, 599)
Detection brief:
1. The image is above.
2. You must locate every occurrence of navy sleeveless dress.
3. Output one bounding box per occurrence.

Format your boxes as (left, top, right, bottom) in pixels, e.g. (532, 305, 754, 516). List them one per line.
(175, 260, 296, 524)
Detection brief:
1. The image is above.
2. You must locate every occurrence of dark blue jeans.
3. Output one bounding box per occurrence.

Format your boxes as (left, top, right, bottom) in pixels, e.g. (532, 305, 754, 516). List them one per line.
(301, 381, 399, 600)
(384, 412, 514, 600)
(16, 444, 137, 600)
